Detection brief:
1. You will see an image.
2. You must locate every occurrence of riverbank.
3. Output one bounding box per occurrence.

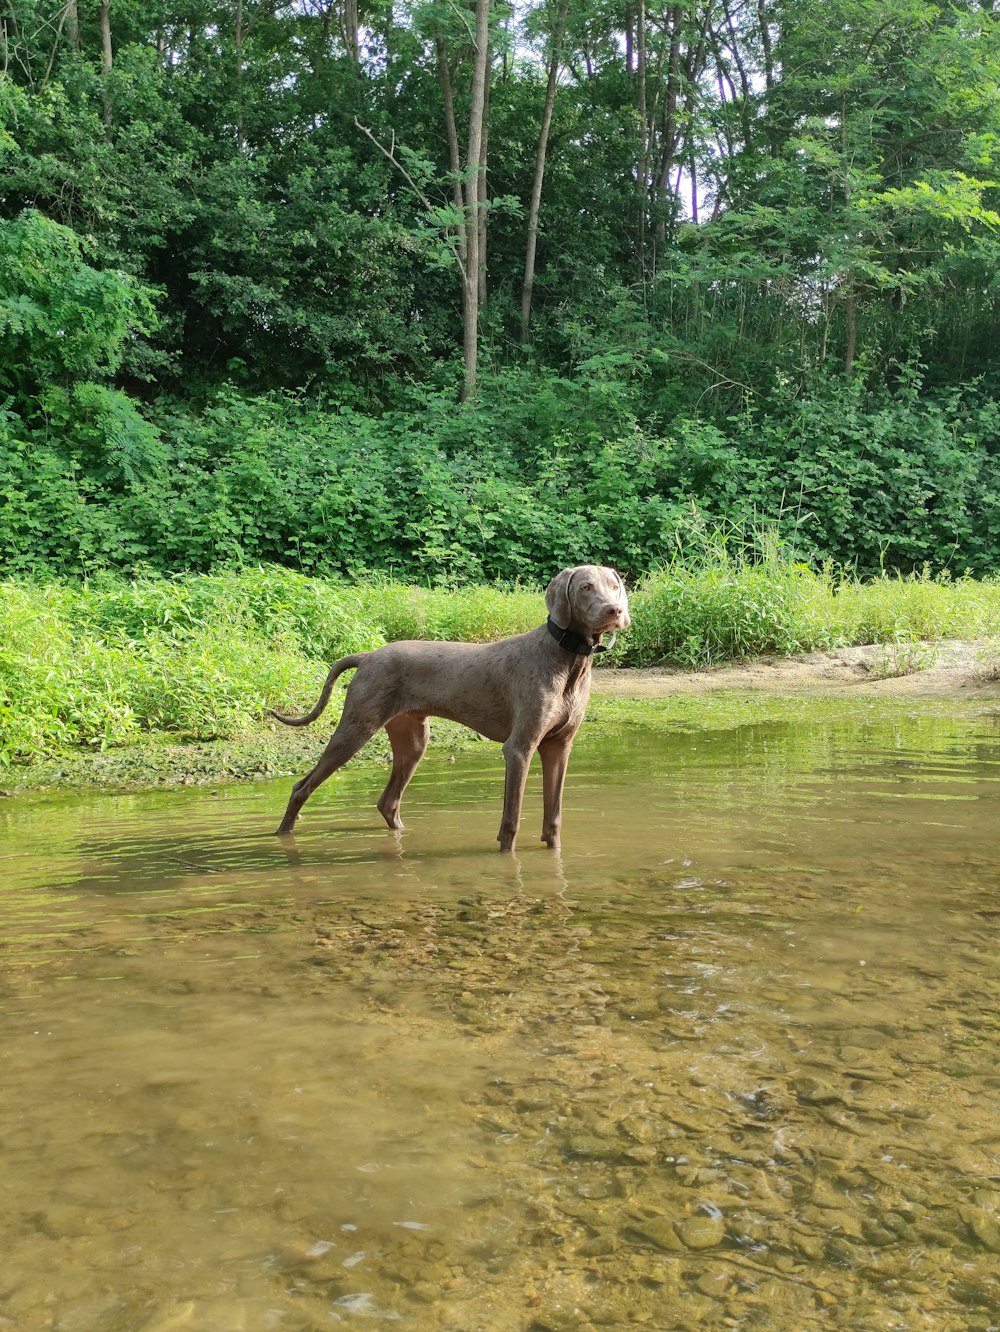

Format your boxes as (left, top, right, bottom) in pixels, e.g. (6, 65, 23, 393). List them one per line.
(4, 560, 1000, 791)
(4, 641, 997, 795)
(596, 638, 1000, 699)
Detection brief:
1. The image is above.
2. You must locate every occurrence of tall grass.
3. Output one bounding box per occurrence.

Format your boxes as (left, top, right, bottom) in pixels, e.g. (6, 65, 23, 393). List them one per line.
(0, 568, 380, 762)
(3, 551, 999, 765)
(356, 580, 541, 643)
(621, 534, 1000, 667)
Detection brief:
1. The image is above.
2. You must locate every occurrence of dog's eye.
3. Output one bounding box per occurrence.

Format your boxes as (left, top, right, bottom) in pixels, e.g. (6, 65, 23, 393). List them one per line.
(582, 582, 593, 591)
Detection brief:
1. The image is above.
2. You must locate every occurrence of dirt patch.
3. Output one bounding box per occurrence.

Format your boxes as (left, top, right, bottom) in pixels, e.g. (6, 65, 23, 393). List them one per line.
(594, 639, 1000, 699)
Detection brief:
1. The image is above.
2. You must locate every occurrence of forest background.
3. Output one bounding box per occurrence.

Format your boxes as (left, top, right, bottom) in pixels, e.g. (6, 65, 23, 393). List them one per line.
(2, 0, 1000, 586)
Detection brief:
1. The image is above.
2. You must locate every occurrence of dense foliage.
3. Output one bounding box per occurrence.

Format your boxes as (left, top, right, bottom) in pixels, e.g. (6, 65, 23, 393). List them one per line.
(2, 0, 999, 579)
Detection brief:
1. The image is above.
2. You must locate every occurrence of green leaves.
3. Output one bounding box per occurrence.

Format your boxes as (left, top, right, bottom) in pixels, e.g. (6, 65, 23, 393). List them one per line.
(0, 211, 158, 392)
(0, 0, 998, 587)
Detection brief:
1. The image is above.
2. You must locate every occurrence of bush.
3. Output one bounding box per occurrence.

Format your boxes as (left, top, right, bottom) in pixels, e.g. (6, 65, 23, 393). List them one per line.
(717, 381, 1000, 577)
(3, 372, 1000, 584)
(0, 569, 383, 763)
(624, 535, 1000, 667)
(73, 566, 381, 661)
(623, 534, 838, 666)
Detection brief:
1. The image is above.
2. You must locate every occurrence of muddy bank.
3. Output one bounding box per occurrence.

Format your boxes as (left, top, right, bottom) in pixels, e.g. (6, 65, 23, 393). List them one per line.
(5, 640, 998, 794)
(594, 638, 1000, 700)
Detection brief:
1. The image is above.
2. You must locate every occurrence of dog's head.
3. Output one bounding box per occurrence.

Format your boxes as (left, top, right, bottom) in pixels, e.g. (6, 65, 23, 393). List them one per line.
(545, 565, 630, 646)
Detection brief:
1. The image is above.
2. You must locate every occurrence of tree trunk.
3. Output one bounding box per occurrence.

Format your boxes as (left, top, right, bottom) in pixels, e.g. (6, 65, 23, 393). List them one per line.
(436, 37, 467, 265)
(654, 4, 683, 247)
(65, 0, 79, 50)
(520, 0, 569, 342)
(636, 0, 648, 260)
(99, 0, 112, 129)
(680, 23, 708, 223)
(478, 75, 490, 309)
(757, 0, 777, 157)
(341, 0, 359, 63)
(235, 0, 245, 150)
(757, 0, 774, 89)
(844, 279, 856, 377)
(461, 0, 491, 403)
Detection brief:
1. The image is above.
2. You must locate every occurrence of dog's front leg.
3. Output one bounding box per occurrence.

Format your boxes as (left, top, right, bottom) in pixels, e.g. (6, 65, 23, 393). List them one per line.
(498, 734, 536, 852)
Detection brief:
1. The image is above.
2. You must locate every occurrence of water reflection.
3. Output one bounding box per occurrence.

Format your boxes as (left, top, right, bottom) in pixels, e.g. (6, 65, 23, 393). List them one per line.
(1, 705, 999, 1329)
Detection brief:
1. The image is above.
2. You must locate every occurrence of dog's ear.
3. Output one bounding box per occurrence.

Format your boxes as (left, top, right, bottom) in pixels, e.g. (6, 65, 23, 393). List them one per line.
(545, 568, 576, 627)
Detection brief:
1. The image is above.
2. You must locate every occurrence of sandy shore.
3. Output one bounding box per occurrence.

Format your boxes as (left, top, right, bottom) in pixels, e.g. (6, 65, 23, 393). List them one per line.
(594, 639, 999, 699)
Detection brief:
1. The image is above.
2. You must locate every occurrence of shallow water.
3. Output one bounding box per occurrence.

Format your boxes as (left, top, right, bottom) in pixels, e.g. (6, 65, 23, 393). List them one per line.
(2, 703, 1000, 1331)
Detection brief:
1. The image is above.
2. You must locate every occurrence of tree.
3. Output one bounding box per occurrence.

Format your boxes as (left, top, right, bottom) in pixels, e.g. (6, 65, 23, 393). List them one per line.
(519, 0, 569, 342)
(1, 0, 997, 409)
(0, 210, 156, 396)
(357, 0, 494, 400)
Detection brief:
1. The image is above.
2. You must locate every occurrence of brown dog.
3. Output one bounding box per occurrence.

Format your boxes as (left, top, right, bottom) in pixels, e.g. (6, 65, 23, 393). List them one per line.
(271, 565, 630, 851)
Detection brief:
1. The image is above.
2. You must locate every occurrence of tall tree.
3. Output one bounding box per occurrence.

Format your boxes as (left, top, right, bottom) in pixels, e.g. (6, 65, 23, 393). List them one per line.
(461, 0, 491, 399)
(520, 0, 569, 342)
(99, 0, 112, 129)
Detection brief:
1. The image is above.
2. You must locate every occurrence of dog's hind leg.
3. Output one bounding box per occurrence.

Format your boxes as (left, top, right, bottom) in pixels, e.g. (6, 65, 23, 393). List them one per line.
(275, 709, 383, 835)
(376, 713, 430, 831)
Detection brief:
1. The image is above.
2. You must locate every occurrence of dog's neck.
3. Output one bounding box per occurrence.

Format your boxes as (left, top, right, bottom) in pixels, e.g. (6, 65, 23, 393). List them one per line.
(546, 617, 611, 657)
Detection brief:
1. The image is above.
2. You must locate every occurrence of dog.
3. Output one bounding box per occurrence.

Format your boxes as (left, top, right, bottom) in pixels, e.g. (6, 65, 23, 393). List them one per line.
(271, 565, 630, 851)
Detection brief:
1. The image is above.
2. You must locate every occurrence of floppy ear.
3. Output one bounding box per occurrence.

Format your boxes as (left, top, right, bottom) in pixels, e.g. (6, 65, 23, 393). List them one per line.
(545, 568, 576, 627)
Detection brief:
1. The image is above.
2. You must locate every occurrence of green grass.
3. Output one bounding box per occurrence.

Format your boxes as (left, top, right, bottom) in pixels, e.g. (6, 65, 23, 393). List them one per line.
(621, 538, 1000, 667)
(356, 579, 541, 643)
(0, 568, 379, 763)
(3, 550, 1000, 768)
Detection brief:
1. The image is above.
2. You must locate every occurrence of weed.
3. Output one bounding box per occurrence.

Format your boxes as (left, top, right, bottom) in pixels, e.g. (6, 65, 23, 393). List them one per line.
(867, 638, 941, 681)
(973, 640, 1000, 683)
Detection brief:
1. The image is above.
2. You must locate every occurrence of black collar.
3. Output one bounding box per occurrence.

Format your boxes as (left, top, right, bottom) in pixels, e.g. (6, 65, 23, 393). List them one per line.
(546, 616, 609, 656)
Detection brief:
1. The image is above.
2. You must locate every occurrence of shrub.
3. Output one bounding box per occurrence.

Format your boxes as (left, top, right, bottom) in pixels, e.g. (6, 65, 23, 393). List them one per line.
(622, 533, 1000, 667)
(3, 375, 999, 583)
(0, 568, 383, 762)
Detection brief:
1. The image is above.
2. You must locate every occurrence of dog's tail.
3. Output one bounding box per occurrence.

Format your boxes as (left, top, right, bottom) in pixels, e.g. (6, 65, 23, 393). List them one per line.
(269, 654, 365, 727)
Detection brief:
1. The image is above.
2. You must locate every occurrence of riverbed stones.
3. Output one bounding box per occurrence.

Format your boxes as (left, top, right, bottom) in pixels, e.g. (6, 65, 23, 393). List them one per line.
(676, 1214, 725, 1249)
(825, 1236, 858, 1267)
(9, 756, 1000, 1332)
(617, 1112, 662, 1144)
(861, 1217, 900, 1246)
(564, 1134, 629, 1163)
(694, 1265, 730, 1298)
(136, 1304, 196, 1332)
(577, 1230, 620, 1256)
(626, 1217, 685, 1252)
(793, 1076, 842, 1105)
(961, 1205, 1000, 1253)
(790, 1227, 825, 1262)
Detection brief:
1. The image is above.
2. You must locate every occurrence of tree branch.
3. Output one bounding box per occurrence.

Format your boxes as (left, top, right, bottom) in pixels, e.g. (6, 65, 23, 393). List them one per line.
(353, 118, 465, 277)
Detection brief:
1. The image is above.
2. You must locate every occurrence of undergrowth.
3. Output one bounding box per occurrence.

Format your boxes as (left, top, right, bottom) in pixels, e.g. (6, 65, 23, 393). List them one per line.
(619, 536, 1000, 667)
